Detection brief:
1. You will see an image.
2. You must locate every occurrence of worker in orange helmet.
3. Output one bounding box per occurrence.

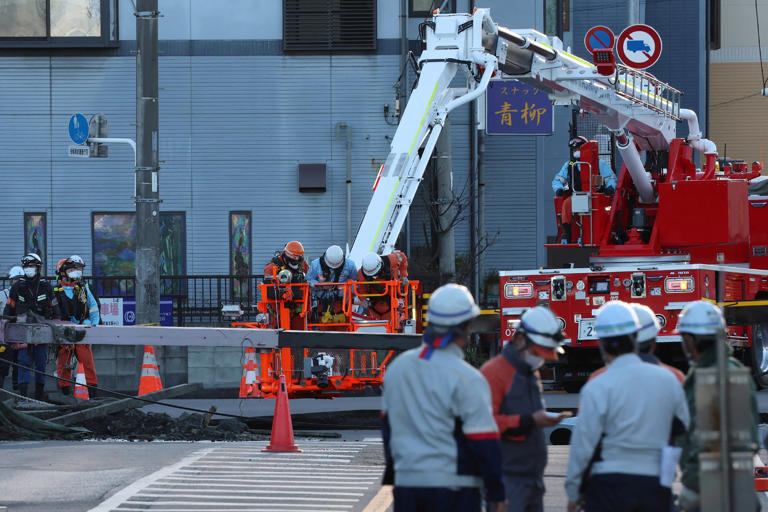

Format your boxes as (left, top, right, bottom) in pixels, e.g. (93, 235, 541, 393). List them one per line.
(53, 255, 100, 397)
(355, 251, 409, 322)
(263, 241, 309, 329)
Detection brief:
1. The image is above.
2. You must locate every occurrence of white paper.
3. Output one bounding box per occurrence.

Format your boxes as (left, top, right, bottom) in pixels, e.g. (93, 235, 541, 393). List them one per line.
(660, 446, 682, 487)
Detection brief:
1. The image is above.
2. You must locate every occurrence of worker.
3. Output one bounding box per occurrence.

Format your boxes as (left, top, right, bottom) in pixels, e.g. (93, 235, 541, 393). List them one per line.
(675, 301, 759, 512)
(382, 284, 506, 512)
(589, 303, 685, 384)
(4, 253, 61, 400)
(552, 136, 617, 244)
(305, 245, 357, 325)
(0, 266, 24, 391)
(263, 241, 309, 329)
(565, 301, 689, 512)
(355, 251, 409, 321)
(480, 306, 566, 512)
(53, 256, 100, 397)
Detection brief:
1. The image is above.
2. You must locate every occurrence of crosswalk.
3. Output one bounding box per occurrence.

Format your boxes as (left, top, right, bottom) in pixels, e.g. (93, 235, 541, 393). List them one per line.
(89, 440, 385, 512)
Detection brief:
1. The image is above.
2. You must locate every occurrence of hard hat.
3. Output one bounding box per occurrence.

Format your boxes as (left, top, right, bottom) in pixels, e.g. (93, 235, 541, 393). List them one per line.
(56, 258, 68, 275)
(595, 301, 641, 339)
(677, 301, 725, 336)
(568, 136, 588, 149)
(8, 266, 24, 280)
(21, 253, 42, 267)
(426, 283, 480, 327)
(631, 304, 660, 344)
(323, 245, 344, 269)
(361, 253, 383, 278)
(67, 254, 85, 269)
(517, 306, 565, 360)
(283, 241, 304, 261)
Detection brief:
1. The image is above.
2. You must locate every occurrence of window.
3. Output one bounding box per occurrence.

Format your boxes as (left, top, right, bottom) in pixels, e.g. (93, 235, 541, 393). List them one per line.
(0, 0, 118, 48)
(544, 0, 569, 39)
(284, 0, 376, 52)
(409, 0, 455, 17)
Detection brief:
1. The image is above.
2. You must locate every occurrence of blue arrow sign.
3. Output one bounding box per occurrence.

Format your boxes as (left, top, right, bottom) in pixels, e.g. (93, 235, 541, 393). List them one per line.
(68, 113, 89, 145)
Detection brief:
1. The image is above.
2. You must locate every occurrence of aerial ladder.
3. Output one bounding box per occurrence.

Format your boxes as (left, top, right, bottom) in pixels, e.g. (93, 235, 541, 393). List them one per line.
(349, 8, 713, 266)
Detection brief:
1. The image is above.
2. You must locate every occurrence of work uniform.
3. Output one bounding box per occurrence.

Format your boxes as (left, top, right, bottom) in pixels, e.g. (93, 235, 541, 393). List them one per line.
(263, 254, 309, 329)
(3, 277, 60, 388)
(552, 159, 616, 228)
(480, 342, 547, 512)
(678, 345, 759, 508)
(589, 351, 685, 384)
(355, 251, 409, 321)
(382, 341, 505, 511)
(0, 286, 16, 389)
(306, 256, 357, 325)
(565, 353, 689, 511)
(54, 282, 100, 389)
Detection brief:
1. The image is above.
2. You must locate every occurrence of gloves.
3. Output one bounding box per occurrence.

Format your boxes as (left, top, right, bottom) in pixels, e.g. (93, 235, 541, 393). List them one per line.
(401, 277, 409, 286)
(555, 188, 565, 197)
(677, 485, 700, 511)
(604, 186, 615, 196)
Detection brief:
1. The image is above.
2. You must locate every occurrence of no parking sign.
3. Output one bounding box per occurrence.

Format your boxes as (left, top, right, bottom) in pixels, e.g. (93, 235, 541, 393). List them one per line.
(616, 24, 662, 70)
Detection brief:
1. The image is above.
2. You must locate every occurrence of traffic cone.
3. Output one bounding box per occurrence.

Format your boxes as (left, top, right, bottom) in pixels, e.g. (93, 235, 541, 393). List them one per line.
(138, 345, 163, 395)
(73, 362, 89, 400)
(239, 348, 263, 398)
(262, 373, 301, 452)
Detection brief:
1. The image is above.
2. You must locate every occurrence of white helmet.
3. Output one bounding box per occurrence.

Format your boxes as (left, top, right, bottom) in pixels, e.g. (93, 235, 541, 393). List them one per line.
(595, 301, 641, 338)
(361, 253, 383, 278)
(8, 266, 24, 280)
(677, 301, 725, 336)
(427, 283, 480, 327)
(631, 304, 660, 344)
(517, 306, 564, 359)
(323, 245, 344, 269)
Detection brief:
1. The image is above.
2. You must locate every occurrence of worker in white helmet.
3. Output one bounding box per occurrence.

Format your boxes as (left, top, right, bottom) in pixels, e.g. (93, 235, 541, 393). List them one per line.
(565, 301, 689, 512)
(675, 301, 759, 512)
(480, 306, 565, 512)
(355, 251, 409, 321)
(382, 284, 506, 512)
(305, 245, 357, 325)
(0, 266, 25, 391)
(589, 304, 685, 384)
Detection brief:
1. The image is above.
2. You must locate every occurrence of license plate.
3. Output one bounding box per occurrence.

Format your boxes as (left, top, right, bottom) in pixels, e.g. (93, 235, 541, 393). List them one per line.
(578, 318, 597, 340)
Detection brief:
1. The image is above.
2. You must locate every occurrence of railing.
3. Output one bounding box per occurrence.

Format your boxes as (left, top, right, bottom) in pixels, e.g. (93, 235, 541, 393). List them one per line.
(614, 63, 681, 120)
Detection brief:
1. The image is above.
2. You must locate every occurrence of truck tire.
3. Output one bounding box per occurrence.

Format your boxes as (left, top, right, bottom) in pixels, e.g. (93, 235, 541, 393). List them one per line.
(750, 323, 768, 389)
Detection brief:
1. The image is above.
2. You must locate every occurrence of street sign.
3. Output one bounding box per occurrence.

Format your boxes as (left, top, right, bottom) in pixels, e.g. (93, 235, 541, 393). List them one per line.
(616, 24, 662, 70)
(584, 25, 615, 53)
(67, 145, 90, 158)
(68, 113, 89, 145)
(485, 79, 553, 136)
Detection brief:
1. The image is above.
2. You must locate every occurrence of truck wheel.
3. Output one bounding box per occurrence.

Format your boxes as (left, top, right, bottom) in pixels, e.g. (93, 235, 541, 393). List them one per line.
(750, 323, 768, 389)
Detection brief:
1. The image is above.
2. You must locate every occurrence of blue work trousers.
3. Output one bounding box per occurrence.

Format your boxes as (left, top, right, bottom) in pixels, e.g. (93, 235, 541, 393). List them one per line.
(584, 473, 671, 512)
(17, 344, 47, 385)
(393, 486, 482, 512)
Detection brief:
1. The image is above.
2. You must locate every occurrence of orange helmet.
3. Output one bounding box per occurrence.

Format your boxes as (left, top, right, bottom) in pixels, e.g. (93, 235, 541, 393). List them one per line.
(56, 258, 68, 276)
(284, 241, 305, 260)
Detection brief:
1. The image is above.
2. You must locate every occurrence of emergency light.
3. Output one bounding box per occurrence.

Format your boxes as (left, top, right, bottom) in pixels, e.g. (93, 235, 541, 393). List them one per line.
(664, 277, 694, 293)
(590, 48, 616, 76)
(504, 282, 533, 299)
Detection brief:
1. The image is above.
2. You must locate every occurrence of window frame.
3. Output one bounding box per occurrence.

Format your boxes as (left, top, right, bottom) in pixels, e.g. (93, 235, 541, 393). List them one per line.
(283, 0, 377, 53)
(409, 0, 456, 17)
(0, 0, 118, 49)
(543, 0, 569, 40)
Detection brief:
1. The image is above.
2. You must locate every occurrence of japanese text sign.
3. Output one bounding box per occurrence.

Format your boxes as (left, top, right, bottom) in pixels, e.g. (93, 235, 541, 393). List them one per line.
(485, 79, 553, 135)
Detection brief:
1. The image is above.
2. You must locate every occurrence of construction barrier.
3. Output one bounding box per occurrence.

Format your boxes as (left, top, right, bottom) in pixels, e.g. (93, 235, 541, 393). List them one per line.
(138, 345, 163, 395)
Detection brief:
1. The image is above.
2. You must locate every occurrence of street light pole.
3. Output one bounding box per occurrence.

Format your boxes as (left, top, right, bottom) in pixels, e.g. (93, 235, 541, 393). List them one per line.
(135, 0, 160, 325)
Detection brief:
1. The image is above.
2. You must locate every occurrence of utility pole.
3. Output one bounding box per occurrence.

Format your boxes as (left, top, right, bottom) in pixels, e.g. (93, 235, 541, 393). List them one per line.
(135, 0, 160, 325)
(436, 122, 456, 284)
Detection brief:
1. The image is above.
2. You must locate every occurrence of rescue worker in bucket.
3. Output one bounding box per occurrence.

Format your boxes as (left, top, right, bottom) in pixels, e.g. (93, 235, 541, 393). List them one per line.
(263, 241, 309, 329)
(306, 245, 357, 325)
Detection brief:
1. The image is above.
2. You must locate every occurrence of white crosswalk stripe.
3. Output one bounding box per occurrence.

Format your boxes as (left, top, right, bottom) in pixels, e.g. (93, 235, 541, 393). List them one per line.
(89, 441, 385, 512)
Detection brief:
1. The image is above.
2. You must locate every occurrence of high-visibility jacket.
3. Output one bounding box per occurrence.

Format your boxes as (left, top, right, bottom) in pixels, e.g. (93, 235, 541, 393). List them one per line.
(264, 253, 308, 282)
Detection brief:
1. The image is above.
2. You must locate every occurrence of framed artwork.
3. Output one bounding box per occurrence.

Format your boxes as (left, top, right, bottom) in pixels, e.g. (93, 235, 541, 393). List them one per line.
(160, 212, 186, 276)
(229, 211, 251, 299)
(24, 213, 46, 273)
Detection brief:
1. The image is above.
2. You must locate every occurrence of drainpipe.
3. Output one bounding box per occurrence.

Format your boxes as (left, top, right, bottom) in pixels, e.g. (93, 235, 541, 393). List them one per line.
(336, 123, 352, 248)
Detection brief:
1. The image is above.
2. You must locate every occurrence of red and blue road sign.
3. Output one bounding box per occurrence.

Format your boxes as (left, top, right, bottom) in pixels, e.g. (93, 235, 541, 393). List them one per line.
(584, 26, 615, 53)
(616, 24, 662, 70)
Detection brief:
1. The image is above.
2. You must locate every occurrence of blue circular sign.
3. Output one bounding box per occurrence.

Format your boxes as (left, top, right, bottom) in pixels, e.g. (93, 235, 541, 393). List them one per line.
(68, 113, 89, 145)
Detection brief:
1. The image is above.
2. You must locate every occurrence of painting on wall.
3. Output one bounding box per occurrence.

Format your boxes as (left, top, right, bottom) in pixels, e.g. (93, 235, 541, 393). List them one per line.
(160, 212, 186, 276)
(24, 213, 46, 272)
(229, 211, 251, 299)
(92, 213, 136, 277)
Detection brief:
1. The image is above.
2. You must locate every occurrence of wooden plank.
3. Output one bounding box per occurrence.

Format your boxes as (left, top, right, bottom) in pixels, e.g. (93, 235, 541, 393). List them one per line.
(49, 383, 203, 426)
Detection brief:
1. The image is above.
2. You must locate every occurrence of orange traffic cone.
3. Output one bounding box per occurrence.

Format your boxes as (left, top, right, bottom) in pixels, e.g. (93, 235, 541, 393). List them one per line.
(74, 362, 89, 400)
(262, 373, 301, 452)
(239, 348, 263, 398)
(138, 345, 163, 395)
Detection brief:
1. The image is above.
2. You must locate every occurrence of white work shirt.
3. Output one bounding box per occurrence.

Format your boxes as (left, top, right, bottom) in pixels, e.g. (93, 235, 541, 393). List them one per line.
(565, 353, 689, 502)
(0, 288, 9, 314)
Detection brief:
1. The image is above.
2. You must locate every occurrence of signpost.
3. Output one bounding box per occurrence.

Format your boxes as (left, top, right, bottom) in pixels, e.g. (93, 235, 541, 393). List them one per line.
(485, 79, 553, 136)
(616, 24, 662, 70)
(68, 113, 89, 145)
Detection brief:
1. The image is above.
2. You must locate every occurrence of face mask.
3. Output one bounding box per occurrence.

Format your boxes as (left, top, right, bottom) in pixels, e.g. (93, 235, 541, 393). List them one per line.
(23, 267, 37, 278)
(67, 270, 82, 280)
(573, 150, 581, 159)
(523, 351, 545, 370)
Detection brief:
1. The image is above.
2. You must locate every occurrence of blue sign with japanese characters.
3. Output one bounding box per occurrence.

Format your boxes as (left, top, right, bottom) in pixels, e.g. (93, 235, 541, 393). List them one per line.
(485, 80, 554, 135)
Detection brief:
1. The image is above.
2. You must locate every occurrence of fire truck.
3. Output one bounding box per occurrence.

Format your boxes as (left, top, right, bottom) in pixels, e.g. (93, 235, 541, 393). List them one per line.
(491, 26, 768, 389)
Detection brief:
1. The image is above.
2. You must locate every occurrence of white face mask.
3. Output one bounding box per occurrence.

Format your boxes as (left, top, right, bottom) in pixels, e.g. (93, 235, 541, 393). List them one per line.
(523, 351, 545, 370)
(23, 267, 37, 278)
(573, 150, 581, 159)
(67, 270, 82, 280)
